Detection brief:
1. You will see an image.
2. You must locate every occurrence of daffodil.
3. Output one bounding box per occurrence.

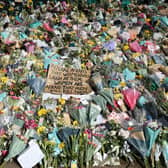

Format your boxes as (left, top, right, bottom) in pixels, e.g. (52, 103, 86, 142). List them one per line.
(81, 63, 86, 69)
(73, 120, 79, 126)
(120, 82, 126, 87)
(37, 62, 44, 69)
(132, 52, 141, 58)
(0, 77, 9, 83)
(37, 126, 46, 134)
(123, 45, 129, 51)
(114, 93, 123, 100)
(58, 98, 66, 105)
(38, 108, 48, 116)
(46, 140, 56, 146)
(58, 142, 65, 149)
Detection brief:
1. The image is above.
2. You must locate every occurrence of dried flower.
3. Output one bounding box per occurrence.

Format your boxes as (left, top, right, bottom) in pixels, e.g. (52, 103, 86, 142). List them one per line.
(56, 105, 63, 112)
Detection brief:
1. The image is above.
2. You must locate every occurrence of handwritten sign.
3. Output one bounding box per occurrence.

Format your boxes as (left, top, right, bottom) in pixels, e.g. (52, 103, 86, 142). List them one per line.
(45, 64, 92, 95)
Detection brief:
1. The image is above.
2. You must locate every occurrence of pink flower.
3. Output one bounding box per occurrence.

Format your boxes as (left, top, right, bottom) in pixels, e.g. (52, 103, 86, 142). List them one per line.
(24, 119, 38, 129)
(43, 23, 54, 32)
(15, 113, 26, 120)
(10, 96, 20, 100)
(84, 129, 92, 139)
(92, 133, 104, 138)
(1, 150, 8, 157)
(0, 128, 5, 136)
(26, 111, 34, 114)
(9, 91, 15, 96)
(73, 106, 84, 110)
(61, 16, 69, 24)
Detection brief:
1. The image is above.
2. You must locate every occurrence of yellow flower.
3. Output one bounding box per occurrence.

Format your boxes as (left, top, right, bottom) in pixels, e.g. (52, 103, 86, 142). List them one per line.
(132, 52, 141, 58)
(87, 40, 95, 46)
(81, 63, 86, 69)
(123, 45, 129, 51)
(37, 126, 46, 134)
(146, 18, 151, 22)
(136, 75, 143, 79)
(37, 62, 44, 69)
(0, 110, 4, 115)
(46, 140, 56, 146)
(39, 35, 44, 40)
(9, 7, 14, 11)
(0, 4, 4, 8)
(102, 26, 108, 31)
(58, 142, 65, 149)
(114, 93, 123, 100)
(105, 36, 111, 40)
(38, 108, 48, 116)
(58, 98, 66, 105)
(0, 77, 9, 83)
(73, 120, 79, 126)
(120, 82, 126, 87)
(12, 106, 20, 111)
(145, 30, 150, 34)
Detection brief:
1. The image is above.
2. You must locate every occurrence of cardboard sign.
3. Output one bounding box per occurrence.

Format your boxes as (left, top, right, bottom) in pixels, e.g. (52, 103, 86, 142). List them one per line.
(45, 64, 92, 95)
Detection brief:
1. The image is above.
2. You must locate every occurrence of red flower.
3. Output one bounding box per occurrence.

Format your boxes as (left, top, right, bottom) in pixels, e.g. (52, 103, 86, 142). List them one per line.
(128, 127, 134, 131)
(24, 119, 38, 129)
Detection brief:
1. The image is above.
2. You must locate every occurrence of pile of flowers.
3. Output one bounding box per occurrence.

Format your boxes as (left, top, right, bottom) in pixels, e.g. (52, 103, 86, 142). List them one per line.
(0, 0, 168, 168)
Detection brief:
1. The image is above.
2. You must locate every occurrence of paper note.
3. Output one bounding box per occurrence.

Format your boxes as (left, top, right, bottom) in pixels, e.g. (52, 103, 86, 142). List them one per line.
(45, 64, 92, 95)
(17, 140, 44, 168)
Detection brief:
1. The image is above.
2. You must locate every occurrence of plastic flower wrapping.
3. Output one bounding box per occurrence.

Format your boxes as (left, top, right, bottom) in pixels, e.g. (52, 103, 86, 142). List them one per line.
(0, 0, 168, 168)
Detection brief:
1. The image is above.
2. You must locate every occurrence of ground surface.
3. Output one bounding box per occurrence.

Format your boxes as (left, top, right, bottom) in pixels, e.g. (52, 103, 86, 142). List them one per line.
(2, 159, 144, 168)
